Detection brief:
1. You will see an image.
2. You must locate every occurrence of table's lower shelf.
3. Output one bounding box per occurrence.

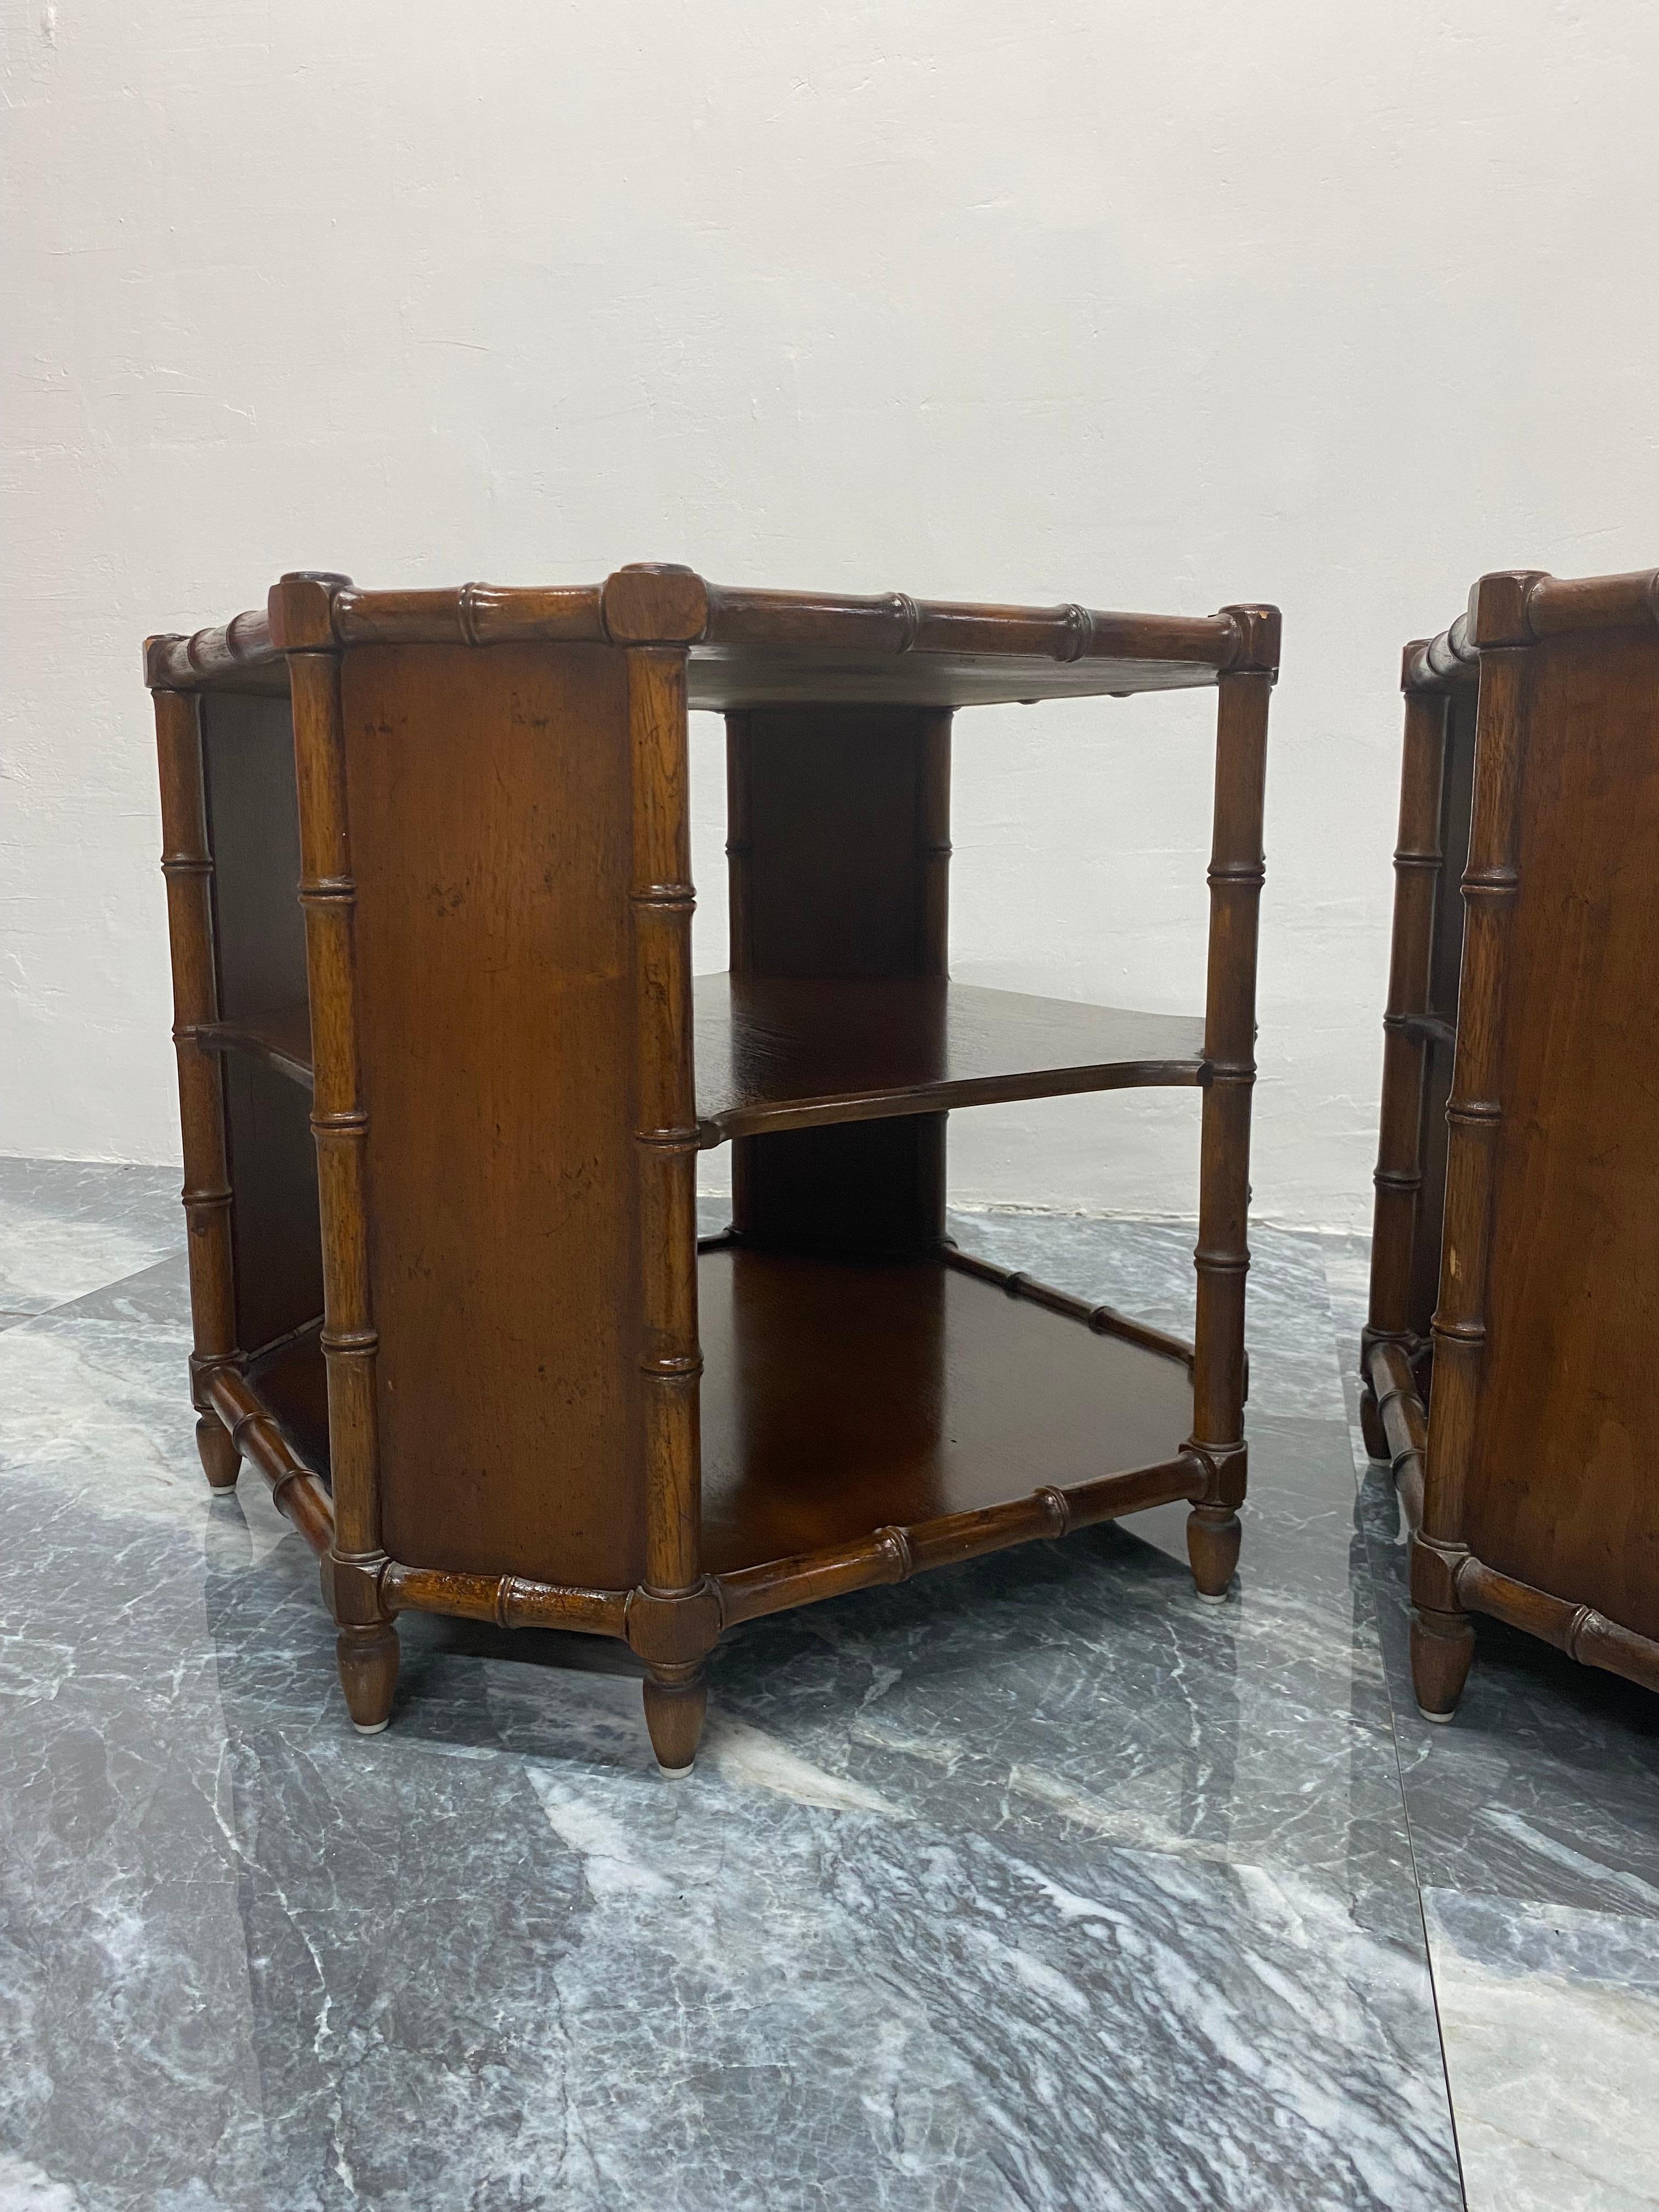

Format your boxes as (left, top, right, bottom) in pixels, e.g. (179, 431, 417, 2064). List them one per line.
(698, 1244, 1195, 1573)
(242, 1244, 1198, 1589)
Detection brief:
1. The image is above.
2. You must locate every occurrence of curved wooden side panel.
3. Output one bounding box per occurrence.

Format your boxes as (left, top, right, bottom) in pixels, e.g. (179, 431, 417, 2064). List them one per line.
(1458, 627, 1659, 1645)
(336, 637, 646, 1593)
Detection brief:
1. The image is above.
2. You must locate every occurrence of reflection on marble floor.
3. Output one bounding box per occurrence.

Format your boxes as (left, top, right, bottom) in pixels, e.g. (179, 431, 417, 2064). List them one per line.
(0, 1163, 1652, 2209)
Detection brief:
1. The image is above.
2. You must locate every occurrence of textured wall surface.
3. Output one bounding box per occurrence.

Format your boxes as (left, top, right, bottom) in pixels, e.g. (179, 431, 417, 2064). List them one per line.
(4, 0, 1656, 1226)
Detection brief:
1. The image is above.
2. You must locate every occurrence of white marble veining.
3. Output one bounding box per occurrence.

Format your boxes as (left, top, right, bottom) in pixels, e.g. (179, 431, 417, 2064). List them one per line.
(1, 1161, 1654, 2207)
(1424, 1889, 1659, 2212)
(0, 1158, 180, 1326)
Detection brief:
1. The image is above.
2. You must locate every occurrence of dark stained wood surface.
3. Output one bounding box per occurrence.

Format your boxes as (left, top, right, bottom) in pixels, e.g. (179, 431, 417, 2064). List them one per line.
(221, 1054, 324, 1357)
(697, 1245, 1195, 1575)
(200, 1001, 313, 1087)
(149, 569, 1257, 699)
(151, 562, 1278, 1765)
(727, 703, 954, 1255)
(194, 977, 1204, 1138)
(684, 646, 1218, 709)
(696, 974, 1205, 1141)
(249, 1324, 331, 1479)
(153, 686, 241, 1489)
(1409, 680, 1476, 1338)
(199, 689, 308, 1021)
(1464, 628, 1659, 1643)
(341, 641, 647, 1590)
(1404, 568, 1659, 692)
(1368, 572, 1659, 1716)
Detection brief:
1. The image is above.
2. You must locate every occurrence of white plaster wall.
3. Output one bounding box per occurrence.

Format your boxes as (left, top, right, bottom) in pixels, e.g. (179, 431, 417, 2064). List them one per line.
(4, 0, 1656, 1227)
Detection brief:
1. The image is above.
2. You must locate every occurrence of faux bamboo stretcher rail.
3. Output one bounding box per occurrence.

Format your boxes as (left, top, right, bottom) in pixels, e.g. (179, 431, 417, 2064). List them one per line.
(1402, 566, 1659, 693)
(144, 566, 1251, 701)
(207, 1350, 1206, 1643)
(197, 976, 1211, 1136)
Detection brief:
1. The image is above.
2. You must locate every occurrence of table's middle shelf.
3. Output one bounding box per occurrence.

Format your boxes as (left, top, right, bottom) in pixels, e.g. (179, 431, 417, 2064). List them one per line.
(200, 973, 1206, 1143)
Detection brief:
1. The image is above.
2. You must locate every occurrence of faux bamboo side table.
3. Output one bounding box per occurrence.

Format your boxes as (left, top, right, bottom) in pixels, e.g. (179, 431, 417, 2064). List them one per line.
(1362, 566, 1659, 1718)
(147, 565, 1278, 1770)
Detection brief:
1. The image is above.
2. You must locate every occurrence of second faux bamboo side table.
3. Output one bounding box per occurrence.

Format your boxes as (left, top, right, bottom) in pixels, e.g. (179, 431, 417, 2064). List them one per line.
(146, 565, 1278, 1771)
(1362, 566, 1659, 1719)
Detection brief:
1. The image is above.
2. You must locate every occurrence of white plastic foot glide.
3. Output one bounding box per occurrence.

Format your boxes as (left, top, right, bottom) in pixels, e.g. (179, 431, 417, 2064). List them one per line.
(1194, 1589, 1231, 1605)
(1417, 1706, 1455, 1726)
(656, 1762, 694, 1779)
(352, 1719, 391, 1736)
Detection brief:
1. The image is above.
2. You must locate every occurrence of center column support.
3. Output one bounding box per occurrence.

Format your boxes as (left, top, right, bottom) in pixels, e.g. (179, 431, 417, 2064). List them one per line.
(726, 702, 954, 1255)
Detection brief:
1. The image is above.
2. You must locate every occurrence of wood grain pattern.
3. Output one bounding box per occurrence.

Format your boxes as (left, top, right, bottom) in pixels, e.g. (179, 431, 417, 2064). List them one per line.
(627, 647, 703, 1613)
(199, 979, 1204, 1134)
(697, 1245, 1196, 1575)
(150, 562, 1280, 1766)
(1366, 570, 1659, 1716)
(727, 704, 955, 1258)
(695, 975, 1205, 1141)
(1187, 639, 1274, 1599)
(205, 1360, 332, 1554)
(1463, 629, 1659, 1641)
(149, 571, 1252, 701)
(339, 641, 647, 1590)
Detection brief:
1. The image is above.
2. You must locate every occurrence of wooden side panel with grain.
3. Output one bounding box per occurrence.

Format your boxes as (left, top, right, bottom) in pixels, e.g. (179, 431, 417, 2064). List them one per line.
(338, 642, 645, 1588)
(1462, 628, 1659, 1640)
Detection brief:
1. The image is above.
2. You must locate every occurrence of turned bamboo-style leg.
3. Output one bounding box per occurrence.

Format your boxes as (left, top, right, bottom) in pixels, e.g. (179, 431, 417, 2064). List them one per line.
(1186, 627, 1274, 1602)
(336, 1623, 400, 1734)
(274, 572, 402, 1737)
(628, 636, 709, 1773)
(642, 1664, 708, 1778)
(153, 682, 243, 1491)
(196, 1415, 241, 1490)
(1409, 581, 1541, 1720)
(1410, 1606, 1475, 1723)
(1361, 670, 1449, 1461)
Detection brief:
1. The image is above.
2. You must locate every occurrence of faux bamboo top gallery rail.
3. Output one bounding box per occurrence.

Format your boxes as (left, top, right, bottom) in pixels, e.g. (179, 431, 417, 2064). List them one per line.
(1402, 566, 1659, 693)
(142, 567, 1262, 693)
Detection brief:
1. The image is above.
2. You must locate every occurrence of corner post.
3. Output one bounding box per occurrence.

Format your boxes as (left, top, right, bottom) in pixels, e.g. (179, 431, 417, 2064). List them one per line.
(605, 565, 715, 1773)
(1361, 659, 1450, 1459)
(149, 665, 241, 1488)
(1187, 605, 1278, 1599)
(270, 570, 398, 1734)
(1412, 572, 1543, 1718)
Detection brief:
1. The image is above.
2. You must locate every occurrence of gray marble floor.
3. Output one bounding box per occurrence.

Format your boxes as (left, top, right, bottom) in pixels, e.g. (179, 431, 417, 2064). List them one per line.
(0, 1158, 1654, 2210)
